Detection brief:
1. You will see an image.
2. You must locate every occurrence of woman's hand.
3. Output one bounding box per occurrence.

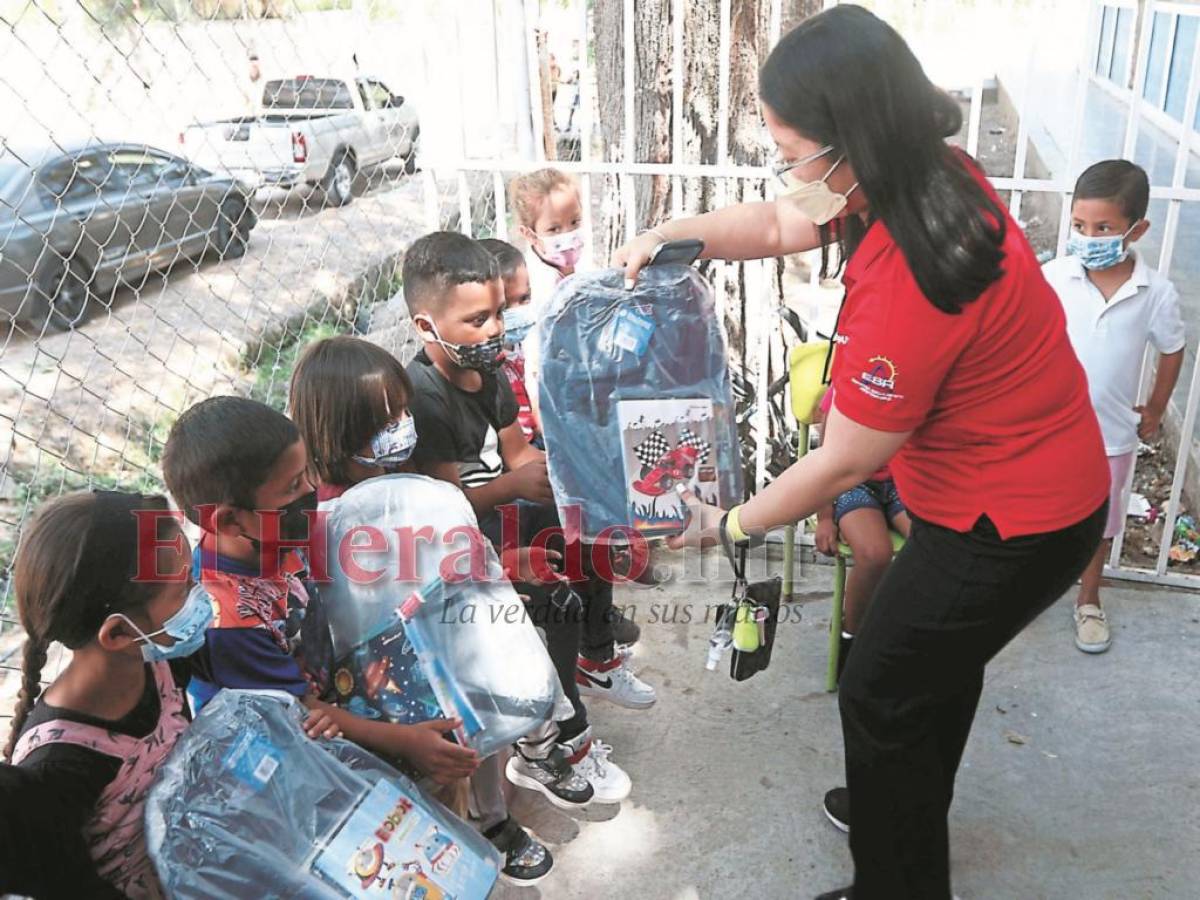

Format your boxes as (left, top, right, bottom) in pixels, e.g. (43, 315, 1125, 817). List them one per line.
(612, 230, 666, 289)
(664, 486, 726, 550)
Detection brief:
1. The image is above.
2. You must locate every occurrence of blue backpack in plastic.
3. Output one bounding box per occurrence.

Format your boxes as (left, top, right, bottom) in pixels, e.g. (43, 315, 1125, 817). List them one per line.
(538, 265, 743, 541)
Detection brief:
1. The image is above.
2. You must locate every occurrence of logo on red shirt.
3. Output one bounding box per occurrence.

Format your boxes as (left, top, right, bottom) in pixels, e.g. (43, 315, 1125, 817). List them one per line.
(853, 355, 904, 403)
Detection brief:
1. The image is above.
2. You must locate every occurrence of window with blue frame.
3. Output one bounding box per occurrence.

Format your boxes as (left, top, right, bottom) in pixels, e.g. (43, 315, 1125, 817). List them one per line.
(1143, 12, 1172, 104)
(1165, 15, 1198, 122)
(1097, 5, 1117, 77)
(1111, 7, 1134, 86)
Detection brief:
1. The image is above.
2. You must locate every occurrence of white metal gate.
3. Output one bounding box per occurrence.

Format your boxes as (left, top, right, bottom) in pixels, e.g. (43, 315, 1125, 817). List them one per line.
(423, 0, 1200, 587)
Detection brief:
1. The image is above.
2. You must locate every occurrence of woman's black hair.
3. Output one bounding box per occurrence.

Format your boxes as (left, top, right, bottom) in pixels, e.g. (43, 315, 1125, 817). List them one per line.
(760, 4, 1007, 313)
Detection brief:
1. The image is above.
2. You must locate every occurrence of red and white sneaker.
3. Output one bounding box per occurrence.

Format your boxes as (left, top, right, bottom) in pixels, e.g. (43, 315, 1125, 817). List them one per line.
(576, 654, 657, 709)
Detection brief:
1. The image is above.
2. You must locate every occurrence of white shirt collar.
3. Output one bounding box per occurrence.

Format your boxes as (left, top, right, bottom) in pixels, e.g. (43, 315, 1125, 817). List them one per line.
(1065, 248, 1150, 307)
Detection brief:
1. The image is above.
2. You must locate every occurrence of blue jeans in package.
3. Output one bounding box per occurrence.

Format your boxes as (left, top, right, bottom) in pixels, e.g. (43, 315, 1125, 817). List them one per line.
(538, 265, 743, 541)
(145, 689, 501, 898)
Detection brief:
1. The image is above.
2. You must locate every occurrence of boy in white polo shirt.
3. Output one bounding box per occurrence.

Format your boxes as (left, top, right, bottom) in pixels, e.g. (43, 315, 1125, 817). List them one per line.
(1043, 159, 1186, 654)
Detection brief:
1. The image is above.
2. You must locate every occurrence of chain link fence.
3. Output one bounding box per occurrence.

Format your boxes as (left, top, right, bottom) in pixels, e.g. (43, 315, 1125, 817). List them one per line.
(0, 1, 460, 717)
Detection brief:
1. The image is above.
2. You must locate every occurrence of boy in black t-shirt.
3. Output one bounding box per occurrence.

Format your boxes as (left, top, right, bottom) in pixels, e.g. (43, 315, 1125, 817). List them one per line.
(403, 231, 657, 805)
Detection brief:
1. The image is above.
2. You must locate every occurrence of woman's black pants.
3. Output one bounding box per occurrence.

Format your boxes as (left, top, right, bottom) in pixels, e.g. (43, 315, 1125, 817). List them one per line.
(839, 504, 1106, 899)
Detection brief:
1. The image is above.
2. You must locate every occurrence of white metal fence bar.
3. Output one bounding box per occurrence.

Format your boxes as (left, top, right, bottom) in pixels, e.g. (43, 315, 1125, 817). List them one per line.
(967, 77, 984, 159)
(1121, 0, 1155, 158)
(622, 0, 636, 244)
(671, 0, 684, 220)
(492, 170, 508, 240)
(523, 0, 546, 163)
(1155, 344, 1200, 578)
(1058, 0, 1105, 259)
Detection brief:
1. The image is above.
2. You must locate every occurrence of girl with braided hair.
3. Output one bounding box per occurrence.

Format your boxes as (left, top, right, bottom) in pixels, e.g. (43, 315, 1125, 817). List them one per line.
(1, 490, 210, 898)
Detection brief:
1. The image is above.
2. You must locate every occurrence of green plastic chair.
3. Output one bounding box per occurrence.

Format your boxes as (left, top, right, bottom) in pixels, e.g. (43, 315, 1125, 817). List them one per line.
(779, 341, 906, 692)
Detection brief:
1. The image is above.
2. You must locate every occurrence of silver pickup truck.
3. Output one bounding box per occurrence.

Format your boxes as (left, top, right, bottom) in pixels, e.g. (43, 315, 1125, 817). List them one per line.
(180, 75, 420, 206)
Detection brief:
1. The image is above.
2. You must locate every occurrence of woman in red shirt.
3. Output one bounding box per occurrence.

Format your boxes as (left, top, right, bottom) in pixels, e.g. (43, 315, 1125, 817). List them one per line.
(616, 7, 1108, 900)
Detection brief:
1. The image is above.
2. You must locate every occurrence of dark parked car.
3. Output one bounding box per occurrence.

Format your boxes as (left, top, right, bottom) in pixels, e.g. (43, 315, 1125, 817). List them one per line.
(0, 141, 257, 332)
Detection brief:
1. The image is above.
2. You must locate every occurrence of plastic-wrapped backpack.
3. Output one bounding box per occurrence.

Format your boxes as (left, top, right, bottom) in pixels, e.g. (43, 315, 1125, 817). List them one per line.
(538, 265, 743, 541)
(145, 690, 501, 898)
(318, 474, 567, 758)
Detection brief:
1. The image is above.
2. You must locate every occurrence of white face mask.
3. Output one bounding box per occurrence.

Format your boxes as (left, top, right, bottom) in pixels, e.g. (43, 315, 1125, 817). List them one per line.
(777, 150, 859, 226)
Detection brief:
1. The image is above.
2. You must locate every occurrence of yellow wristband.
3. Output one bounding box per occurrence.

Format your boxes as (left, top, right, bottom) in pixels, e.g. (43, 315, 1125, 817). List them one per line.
(726, 504, 750, 543)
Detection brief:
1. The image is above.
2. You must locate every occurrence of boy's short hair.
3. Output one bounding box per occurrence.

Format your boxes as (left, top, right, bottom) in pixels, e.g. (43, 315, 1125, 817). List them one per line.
(163, 396, 299, 527)
(402, 231, 499, 316)
(289, 336, 414, 487)
(478, 238, 525, 279)
(1073, 159, 1150, 222)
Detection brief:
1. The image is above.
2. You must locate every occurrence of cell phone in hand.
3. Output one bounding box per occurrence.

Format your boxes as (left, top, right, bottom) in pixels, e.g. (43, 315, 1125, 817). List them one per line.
(647, 238, 704, 267)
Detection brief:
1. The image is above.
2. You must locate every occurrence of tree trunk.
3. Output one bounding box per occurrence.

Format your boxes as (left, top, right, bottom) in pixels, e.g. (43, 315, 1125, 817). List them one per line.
(536, 29, 559, 160)
(592, 0, 783, 253)
(593, 0, 672, 258)
(781, 0, 824, 37)
(592, 0, 822, 485)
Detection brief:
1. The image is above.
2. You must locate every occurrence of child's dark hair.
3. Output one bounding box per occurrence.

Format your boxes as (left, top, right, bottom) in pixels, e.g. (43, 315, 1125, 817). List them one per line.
(289, 336, 414, 487)
(162, 396, 299, 527)
(4, 491, 180, 761)
(402, 231, 499, 316)
(1073, 159, 1150, 223)
(478, 238, 525, 279)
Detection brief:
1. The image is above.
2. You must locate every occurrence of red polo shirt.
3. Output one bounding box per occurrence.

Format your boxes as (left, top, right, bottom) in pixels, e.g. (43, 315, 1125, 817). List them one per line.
(830, 159, 1109, 538)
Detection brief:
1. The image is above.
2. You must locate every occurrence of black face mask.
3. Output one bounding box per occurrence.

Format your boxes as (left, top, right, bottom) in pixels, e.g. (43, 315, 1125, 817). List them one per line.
(451, 334, 505, 373)
(249, 490, 319, 546)
(422, 317, 505, 373)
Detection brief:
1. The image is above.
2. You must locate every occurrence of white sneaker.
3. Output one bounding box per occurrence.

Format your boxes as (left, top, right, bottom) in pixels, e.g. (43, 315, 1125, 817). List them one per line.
(571, 739, 631, 804)
(576, 654, 657, 709)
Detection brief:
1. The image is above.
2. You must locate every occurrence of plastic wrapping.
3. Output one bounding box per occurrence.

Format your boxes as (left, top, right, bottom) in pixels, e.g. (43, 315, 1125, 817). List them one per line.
(538, 265, 743, 541)
(319, 474, 565, 757)
(145, 690, 501, 899)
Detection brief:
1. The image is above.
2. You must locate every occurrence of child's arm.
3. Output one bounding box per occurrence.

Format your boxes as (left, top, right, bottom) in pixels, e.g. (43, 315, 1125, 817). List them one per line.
(1135, 349, 1184, 440)
(302, 697, 480, 785)
(499, 419, 543, 472)
(420, 425, 554, 515)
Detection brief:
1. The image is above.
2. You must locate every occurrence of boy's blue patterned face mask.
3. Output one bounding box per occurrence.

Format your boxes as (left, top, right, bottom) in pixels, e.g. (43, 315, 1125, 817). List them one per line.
(502, 305, 536, 346)
(111, 583, 214, 662)
(1067, 224, 1136, 270)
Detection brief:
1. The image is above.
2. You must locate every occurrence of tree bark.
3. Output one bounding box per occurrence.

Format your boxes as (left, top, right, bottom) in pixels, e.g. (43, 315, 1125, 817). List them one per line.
(591, 0, 822, 484)
(536, 29, 559, 160)
(781, 0, 824, 37)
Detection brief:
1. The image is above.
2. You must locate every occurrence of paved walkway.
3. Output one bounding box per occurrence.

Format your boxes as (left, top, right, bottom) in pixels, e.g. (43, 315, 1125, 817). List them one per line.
(498, 548, 1200, 899)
